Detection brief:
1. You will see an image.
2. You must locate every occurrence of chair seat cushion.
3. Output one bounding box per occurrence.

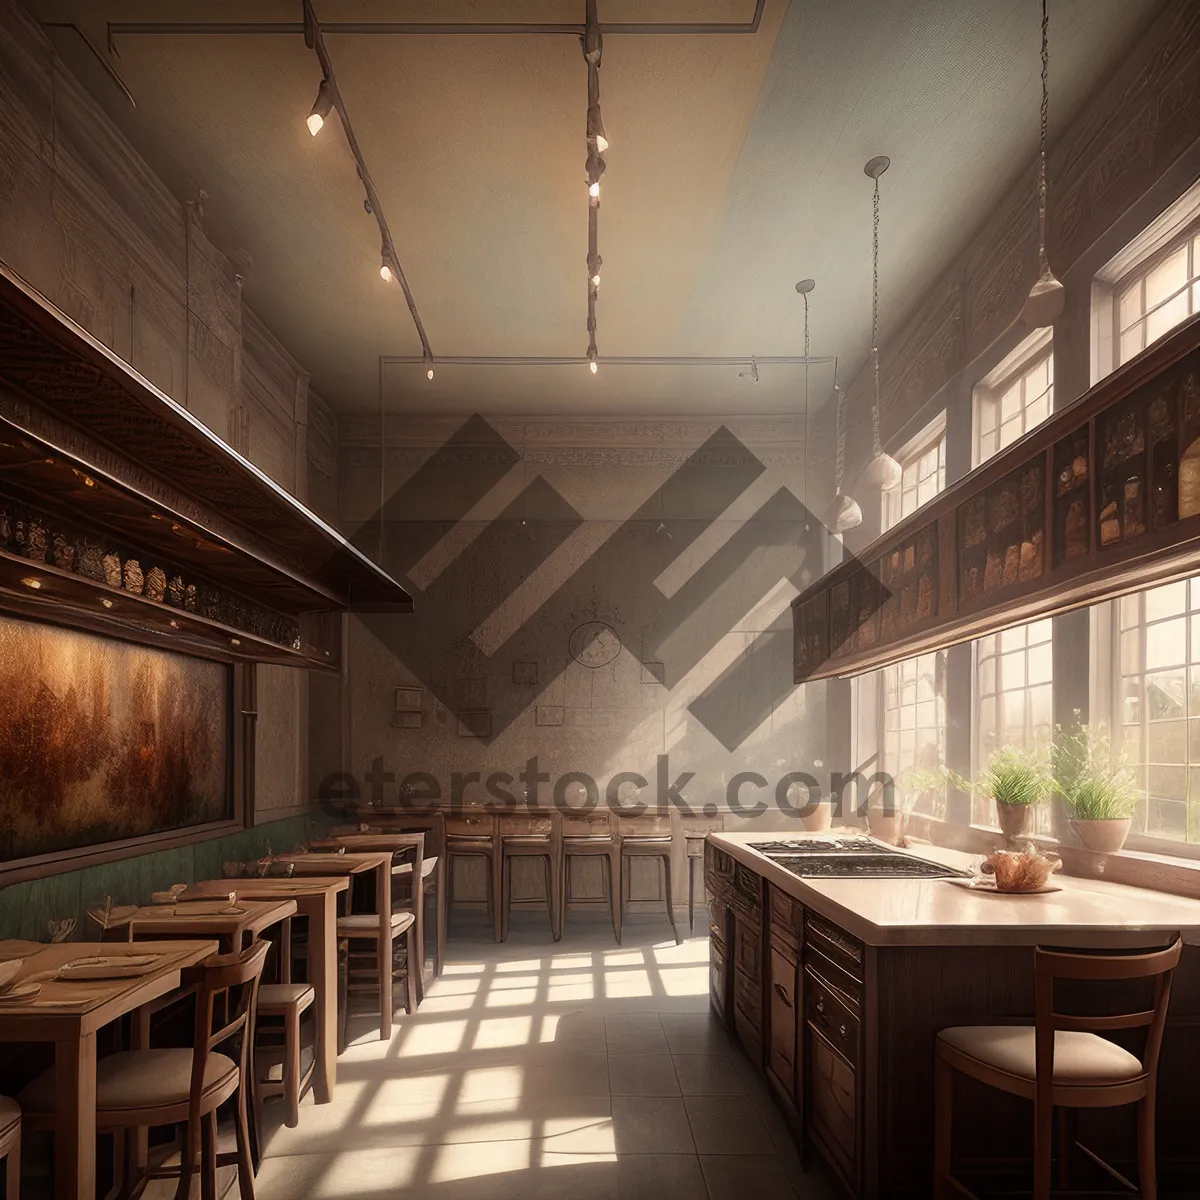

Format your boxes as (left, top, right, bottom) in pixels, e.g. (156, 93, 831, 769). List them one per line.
(337, 911, 415, 935)
(258, 982, 315, 1013)
(20, 1049, 237, 1116)
(393, 856, 438, 879)
(0, 1094, 19, 1137)
(938, 1025, 1143, 1086)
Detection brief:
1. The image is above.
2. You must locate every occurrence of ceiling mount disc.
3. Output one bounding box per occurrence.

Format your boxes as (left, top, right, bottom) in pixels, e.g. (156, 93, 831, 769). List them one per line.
(795, 278, 815, 294)
(863, 155, 890, 179)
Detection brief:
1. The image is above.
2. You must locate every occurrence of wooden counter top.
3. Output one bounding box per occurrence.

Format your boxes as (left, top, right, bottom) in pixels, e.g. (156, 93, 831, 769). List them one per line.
(710, 832, 1200, 948)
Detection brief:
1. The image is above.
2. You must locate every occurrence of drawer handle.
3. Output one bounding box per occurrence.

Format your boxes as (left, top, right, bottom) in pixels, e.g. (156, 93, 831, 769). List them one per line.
(840, 1024, 847, 1039)
(773, 982, 793, 1008)
(816, 998, 824, 1015)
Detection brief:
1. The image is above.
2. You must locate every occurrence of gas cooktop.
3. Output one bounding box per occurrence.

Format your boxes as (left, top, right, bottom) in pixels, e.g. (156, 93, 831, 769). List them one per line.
(747, 837, 970, 879)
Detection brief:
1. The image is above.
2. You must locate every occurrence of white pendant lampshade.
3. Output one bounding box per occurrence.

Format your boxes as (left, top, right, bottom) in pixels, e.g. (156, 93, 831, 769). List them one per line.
(826, 491, 863, 534)
(863, 449, 903, 492)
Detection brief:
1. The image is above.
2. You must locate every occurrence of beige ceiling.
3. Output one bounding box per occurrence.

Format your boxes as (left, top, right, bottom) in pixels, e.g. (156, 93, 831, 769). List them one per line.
(29, 0, 1163, 416)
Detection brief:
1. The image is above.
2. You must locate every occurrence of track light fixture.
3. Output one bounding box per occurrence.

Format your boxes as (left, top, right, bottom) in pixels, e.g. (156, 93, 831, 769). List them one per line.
(307, 78, 333, 135)
(380, 248, 394, 282)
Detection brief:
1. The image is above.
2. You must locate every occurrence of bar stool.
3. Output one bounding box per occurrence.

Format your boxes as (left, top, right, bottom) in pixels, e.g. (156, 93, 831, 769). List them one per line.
(934, 937, 1183, 1200)
(0, 1096, 19, 1199)
(560, 811, 621, 942)
(499, 811, 562, 942)
(444, 810, 500, 942)
(20, 940, 268, 1200)
(619, 812, 681, 945)
(255, 982, 316, 1128)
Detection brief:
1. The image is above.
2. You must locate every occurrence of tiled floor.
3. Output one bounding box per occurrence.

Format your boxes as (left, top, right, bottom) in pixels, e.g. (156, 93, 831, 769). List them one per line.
(254, 907, 838, 1200)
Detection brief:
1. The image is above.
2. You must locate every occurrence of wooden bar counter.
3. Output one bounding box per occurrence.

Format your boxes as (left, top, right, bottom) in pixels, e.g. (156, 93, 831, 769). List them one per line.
(705, 833, 1200, 1198)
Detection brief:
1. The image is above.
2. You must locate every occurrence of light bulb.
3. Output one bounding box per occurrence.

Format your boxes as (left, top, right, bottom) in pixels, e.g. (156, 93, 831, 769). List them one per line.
(380, 262, 393, 283)
(591, 274, 600, 288)
(426, 367, 435, 380)
(589, 360, 598, 374)
(588, 181, 600, 199)
(308, 79, 333, 137)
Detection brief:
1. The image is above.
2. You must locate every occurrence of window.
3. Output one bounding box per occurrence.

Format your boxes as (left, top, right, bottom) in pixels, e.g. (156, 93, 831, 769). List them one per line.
(973, 329, 1053, 467)
(882, 415, 946, 532)
(974, 619, 1054, 826)
(878, 414, 947, 815)
(1092, 186, 1200, 849)
(1114, 581, 1200, 844)
(1114, 230, 1200, 367)
(970, 333, 1055, 825)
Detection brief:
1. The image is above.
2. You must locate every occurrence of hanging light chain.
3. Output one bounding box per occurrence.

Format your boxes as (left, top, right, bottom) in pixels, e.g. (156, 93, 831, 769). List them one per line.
(871, 173, 882, 456)
(1037, 0, 1050, 275)
(584, 0, 604, 372)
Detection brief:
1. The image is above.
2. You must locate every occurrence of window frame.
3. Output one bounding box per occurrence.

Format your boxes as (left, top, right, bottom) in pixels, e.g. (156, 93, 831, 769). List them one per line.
(971, 328, 1054, 469)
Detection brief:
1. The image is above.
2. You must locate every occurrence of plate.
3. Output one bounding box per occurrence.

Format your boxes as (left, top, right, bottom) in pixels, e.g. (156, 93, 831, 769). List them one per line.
(57, 954, 163, 981)
(0, 979, 42, 1003)
(946, 877, 1062, 896)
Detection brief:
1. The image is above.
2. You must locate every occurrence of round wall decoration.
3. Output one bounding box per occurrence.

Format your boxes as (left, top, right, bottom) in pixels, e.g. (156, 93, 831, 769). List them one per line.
(569, 621, 621, 668)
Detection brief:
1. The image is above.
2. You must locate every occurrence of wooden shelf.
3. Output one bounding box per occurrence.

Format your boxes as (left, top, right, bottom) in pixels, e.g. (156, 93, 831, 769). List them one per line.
(792, 311, 1200, 682)
(0, 261, 410, 615)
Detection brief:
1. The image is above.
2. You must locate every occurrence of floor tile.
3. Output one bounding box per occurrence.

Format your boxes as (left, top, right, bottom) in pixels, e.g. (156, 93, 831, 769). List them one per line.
(684, 1094, 777, 1155)
(604, 1012, 669, 1054)
(700, 1153, 800, 1199)
(613, 1153, 707, 1200)
(610, 1096, 696, 1154)
(659, 1011, 733, 1056)
(671, 1053, 746, 1096)
(607, 1053, 681, 1096)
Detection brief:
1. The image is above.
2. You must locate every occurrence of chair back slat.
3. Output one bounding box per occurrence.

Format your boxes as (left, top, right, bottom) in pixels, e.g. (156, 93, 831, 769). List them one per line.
(562, 812, 613, 839)
(1052, 1009, 1156, 1033)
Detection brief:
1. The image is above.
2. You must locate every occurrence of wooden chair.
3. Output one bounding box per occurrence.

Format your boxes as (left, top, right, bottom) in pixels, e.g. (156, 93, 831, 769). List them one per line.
(619, 813, 681, 945)
(20, 939, 269, 1200)
(335, 816, 448, 981)
(255, 982, 315, 1129)
(0, 1096, 19, 1199)
(934, 937, 1183, 1200)
(444, 810, 500, 942)
(338, 910, 418, 1029)
(560, 811, 621, 942)
(499, 811, 562, 942)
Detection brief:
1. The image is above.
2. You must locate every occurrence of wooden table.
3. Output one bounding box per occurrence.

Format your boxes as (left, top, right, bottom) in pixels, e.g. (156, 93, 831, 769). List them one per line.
(312, 832, 439, 997)
(275, 852, 396, 1038)
(0, 939, 218, 1200)
(107, 897, 297, 951)
(181, 876, 347, 1104)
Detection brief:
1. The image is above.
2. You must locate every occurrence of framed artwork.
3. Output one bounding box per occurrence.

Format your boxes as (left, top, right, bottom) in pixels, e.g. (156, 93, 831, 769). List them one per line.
(0, 614, 233, 874)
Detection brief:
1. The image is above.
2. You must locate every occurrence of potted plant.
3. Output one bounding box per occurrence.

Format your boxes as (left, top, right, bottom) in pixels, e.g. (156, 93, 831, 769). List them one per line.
(974, 745, 1048, 843)
(1051, 724, 1139, 853)
(868, 766, 943, 845)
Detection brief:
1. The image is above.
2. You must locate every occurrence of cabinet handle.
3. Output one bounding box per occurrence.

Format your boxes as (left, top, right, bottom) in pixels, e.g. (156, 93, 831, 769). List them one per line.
(773, 982, 793, 1008)
(840, 1024, 847, 1039)
(815, 998, 825, 1015)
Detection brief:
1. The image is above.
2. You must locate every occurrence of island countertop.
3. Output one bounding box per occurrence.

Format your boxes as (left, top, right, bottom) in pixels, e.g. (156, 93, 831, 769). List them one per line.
(709, 831, 1200, 948)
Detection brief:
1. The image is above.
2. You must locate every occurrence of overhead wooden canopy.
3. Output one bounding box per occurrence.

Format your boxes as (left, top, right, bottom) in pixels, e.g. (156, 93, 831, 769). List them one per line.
(793, 311, 1200, 683)
(0, 263, 411, 668)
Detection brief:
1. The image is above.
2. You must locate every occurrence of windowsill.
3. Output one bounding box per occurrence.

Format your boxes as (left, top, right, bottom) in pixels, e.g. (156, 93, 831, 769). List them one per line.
(906, 813, 1200, 900)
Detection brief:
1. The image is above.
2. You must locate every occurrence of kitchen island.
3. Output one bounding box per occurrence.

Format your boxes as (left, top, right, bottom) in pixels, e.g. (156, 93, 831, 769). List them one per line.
(705, 832, 1200, 1198)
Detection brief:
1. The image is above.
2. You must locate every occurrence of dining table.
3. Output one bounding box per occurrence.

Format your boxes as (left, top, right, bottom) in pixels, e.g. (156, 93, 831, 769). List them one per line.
(311, 831, 438, 999)
(106, 896, 297, 952)
(180, 875, 347, 1104)
(274, 851, 397, 1038)
(0, 938, 219, 1200)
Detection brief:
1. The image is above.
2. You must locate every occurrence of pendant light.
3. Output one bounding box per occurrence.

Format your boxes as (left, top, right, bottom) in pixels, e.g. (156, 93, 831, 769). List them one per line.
(797, 278, 816, 536)
(826, 379, 863, 534)
(861, 155, 903, 492)
(1022, 0, 1065, 328)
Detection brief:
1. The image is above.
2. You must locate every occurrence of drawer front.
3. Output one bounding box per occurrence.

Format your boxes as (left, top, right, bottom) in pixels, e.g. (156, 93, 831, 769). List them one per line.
(733, 967, 762, 1032)
(805, 964, 859, 1065)
(734, 919, 762, 982)
(804, 912, 864, 983)
(808, 1025, 857, 1185)
(735, 1007, 763, 1066)
(445, 814, 495, 838)
(733, 862, 763, 917)
(769, 886, 803, 956)
(767, 949, 797, 1100)
(708, 894, 729, 950)
(705, 844, 735, 901)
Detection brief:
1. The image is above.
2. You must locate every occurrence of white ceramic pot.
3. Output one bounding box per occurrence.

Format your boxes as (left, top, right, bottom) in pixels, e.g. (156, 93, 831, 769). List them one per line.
(1070, 817, 1132, 854)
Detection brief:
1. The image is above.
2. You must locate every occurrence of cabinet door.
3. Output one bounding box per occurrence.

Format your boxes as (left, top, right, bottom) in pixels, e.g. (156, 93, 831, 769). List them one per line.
(766, 946, 798, 1107)
(808, 1023, 857, 1189)
(709, 935, 728, 1023)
